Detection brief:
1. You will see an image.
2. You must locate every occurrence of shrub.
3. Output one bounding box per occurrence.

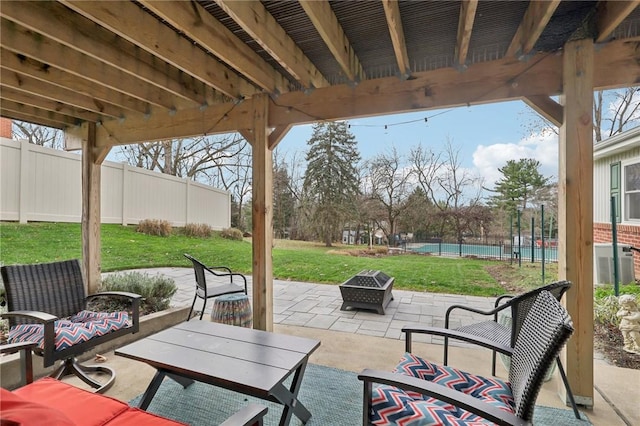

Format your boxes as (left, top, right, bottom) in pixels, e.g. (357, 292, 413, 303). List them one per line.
(136, 219, 172, 237)
(183, 223, 212, 238)
(220, 227, 243, 241)
(90, 272, 177, 315)
(594, 284, 640, 326)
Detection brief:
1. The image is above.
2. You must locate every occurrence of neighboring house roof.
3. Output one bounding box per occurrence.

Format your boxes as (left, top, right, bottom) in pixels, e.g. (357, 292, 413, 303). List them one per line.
(594, 126, 640, 160)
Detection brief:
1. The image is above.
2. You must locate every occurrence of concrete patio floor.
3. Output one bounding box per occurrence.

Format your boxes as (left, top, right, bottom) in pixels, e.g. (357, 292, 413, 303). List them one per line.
(91, 267, 639, 425)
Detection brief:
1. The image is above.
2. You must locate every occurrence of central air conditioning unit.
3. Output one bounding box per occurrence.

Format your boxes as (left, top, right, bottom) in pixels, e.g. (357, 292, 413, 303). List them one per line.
(594, 243, 636, 285)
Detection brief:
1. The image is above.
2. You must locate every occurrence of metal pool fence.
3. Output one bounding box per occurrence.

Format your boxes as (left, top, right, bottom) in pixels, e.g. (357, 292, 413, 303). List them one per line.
(405, 240, 558, 263)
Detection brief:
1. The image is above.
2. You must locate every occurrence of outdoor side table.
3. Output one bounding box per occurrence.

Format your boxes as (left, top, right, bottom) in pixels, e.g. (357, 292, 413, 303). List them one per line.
(211, 293, 252, 328)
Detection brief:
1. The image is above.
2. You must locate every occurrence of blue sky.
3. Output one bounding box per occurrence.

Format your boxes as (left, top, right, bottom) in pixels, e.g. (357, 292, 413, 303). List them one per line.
(274, 99, 558, 190)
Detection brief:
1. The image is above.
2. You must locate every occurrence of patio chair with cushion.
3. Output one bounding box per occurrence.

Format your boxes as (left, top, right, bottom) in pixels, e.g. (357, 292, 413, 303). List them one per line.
(359, 290, 575, 425)
(1, 259, 142, 393)
(402, 279, 579, 418)
(184, 253, 248, 321)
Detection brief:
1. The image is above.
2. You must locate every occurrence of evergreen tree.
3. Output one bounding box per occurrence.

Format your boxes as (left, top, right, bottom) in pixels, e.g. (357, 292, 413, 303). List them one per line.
(273, 162, 295, 239)
(490, 158, 550, 214)
(303, 122, 361, 246)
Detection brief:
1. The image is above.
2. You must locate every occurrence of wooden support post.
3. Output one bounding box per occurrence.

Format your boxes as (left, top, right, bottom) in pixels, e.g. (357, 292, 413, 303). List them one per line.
(246, 94, 274, 331)
(81, 123, 110, 295)
(558, 38, 594, 407)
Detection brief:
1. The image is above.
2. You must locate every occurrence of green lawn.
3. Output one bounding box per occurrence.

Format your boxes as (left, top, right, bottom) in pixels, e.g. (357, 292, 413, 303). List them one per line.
(0, 222, 554, 297)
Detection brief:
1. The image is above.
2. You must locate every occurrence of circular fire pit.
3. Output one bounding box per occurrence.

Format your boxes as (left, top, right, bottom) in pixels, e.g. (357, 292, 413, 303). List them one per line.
(339, 270, 394, 315)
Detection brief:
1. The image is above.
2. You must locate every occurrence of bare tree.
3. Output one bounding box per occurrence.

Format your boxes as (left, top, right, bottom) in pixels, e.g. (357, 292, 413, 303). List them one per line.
(12, 121, 64, 149)
(594, 87, 640, 142)
(363, 147, 413, 242)
(524, 87, 639, 142)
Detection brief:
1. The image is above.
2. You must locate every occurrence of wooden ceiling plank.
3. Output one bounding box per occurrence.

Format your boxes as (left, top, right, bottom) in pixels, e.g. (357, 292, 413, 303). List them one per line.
(61, 0, 257, 100)
(216, 0, 329, 89)
(381, 0, 410, 78)
(300, 0, 365, 82)
(455, 0, 478, 67)
(139, 0, 288, 95)
(0, 1, 207, 107)
(0, 85, 104, 122)
(506, 0, 561, 58)
(596, 0, 640, 42)
(0, 19, 178, 111)
(1, 99, 79, 127)
(1, 67, 124, 119)
(0, 48, 152, 116)
(522, 95, 563, 127)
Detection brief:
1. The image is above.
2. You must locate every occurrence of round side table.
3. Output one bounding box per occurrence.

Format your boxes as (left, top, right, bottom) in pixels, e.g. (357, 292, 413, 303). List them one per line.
(211, 293, 252, 328)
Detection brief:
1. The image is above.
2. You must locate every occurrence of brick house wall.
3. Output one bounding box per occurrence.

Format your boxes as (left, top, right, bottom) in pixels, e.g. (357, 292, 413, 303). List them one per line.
(0, 118, 11, 138)
(594, 222, 640, 278)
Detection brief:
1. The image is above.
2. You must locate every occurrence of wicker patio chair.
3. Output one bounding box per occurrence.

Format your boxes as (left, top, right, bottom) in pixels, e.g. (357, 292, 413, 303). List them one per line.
(1, 259, 141, 393)
(401, 280, 580, 418)
(359, 290, 576, 425)
(184, 254, 248, 321)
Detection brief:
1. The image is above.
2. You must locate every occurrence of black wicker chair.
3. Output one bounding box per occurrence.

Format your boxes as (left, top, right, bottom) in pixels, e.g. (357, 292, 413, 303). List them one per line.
(1, 259, 141, 393)
(401, 280, 580, 418)
(359, 290, 576, 425)
(184, 253, 248, 321)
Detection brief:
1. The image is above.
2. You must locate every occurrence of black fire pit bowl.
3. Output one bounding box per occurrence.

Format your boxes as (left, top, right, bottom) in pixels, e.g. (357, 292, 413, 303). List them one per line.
(339, 270, 394, 315)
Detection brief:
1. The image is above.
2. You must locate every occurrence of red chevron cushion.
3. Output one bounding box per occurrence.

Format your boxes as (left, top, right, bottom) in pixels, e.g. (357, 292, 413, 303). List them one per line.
(370, 352, 515, 425)
(7, 310, 129, 351)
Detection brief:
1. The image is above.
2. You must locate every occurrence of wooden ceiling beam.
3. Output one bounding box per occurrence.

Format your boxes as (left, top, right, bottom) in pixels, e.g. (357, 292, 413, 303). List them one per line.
(300, 0, 365, 82)
(61, 0, 257, 100)
(0, 1, 209, 108)
(67, 39, 640, 147)
(0, 48, 152, 116)
(139, 0, 289, 95)
(0, 85, 105, 123)
(0, 20, 178, 111)
(0, 109, 66, 130)
(522, 95, 563, 127)
(596, 0, 640, 42)
(455, 0, 478, 68)
(506, 0, 561, 58)
(0, 67, 124, 119)
(1, 100, 79, 127)
(381, 0, 410, 78)
(216, 0, 329, 89)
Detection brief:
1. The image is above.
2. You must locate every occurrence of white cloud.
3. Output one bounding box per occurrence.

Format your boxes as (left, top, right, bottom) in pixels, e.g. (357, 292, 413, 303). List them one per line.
(472, 131, 558, 189)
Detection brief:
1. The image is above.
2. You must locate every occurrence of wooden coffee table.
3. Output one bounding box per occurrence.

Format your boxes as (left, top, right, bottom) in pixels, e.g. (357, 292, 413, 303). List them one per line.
(115, 321, 321, 426)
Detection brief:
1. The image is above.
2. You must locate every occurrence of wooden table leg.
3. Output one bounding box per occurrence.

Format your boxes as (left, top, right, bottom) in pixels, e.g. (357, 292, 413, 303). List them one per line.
(271, 360, 312, 426)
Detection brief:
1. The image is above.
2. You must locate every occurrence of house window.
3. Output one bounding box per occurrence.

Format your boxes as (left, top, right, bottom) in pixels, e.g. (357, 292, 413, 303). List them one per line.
(623, 160, 640, 222)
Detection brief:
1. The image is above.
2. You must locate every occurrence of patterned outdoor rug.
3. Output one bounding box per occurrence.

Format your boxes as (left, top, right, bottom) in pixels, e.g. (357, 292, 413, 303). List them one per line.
(130, 363, 591, 425)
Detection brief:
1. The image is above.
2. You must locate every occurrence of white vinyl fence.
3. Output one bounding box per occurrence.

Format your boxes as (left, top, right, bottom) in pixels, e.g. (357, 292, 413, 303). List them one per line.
(0, 138, 230, 228)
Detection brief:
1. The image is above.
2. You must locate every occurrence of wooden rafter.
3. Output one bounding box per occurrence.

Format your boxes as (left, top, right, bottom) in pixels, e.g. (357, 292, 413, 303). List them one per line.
(216, 0, 329, 89)
(455, 0, 478, 67)
(60, 0, 257, 100)
(300, 0, 365, 82)
(139, 0, 289, 95)
(0, 48, 152, 116)
(0, 100, 78, 127)
(0, 85, 104, 122)
(0, 68, 124, 119)
(0, 20, 179, 110)
(506, 0, 561, 58)
(596, 0, 640, 42)
(381, 0, 410, 78)
(65, 39, 640, 147)
(0, 1, 212, 108)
